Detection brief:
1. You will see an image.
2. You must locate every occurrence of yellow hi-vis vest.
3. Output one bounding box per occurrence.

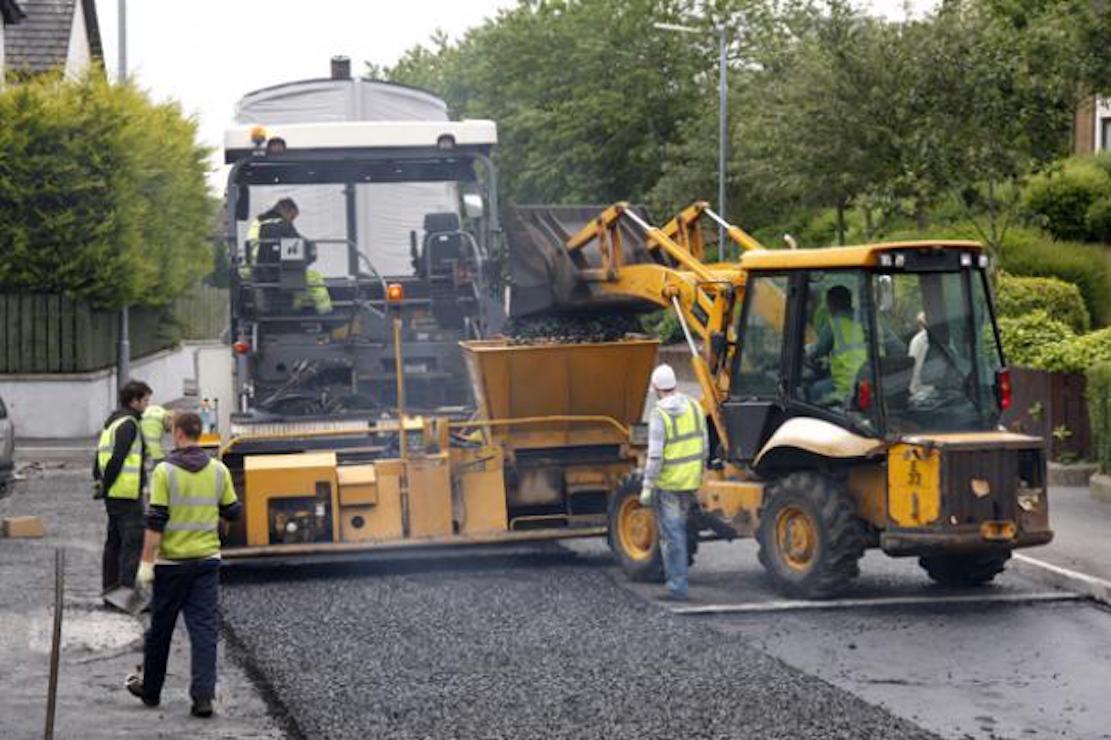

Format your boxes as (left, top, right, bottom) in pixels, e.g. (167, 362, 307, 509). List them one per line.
(291, 268, 333, 314)
(151, 458, 237, 561)
(141, 405, 169, 461)
(240, 215, 284, 278)
(655, 397, 707, 492)
(97, 416, 143, 500)
(830, 314, 867, 397)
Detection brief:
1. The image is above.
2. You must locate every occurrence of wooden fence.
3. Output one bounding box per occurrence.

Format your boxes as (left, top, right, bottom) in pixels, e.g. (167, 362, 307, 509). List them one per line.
(1002, 367, 1091, 461)
(0, 291, 226, 374)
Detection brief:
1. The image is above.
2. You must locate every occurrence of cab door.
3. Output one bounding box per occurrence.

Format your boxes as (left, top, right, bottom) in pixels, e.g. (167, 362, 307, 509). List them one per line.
(722, 274, 795, 463)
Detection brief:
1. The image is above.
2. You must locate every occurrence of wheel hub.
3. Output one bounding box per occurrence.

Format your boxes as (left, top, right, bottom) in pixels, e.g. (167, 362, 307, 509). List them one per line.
(776, 506, 817, 572)
(618, 498, 655, 561)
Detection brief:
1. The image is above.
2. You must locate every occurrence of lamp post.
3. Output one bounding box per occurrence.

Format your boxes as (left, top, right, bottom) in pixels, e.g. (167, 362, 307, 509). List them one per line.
(116, 0, 129, 392)
(654, 21, 729, 261)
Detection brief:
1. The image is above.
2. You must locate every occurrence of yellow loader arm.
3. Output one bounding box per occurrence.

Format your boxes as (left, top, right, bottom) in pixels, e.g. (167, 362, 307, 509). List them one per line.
(562, 202, 767, 448)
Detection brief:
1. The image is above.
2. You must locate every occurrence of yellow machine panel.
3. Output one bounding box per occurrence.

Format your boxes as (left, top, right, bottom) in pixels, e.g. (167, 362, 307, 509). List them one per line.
(698, 478, 763, 537)
(337, 465, 378, 505)
(454, 446, 508, 535)
(407, 454, 454, 538)
(887, 444, 941, 527)
(244, 453, 338, 547)
(849, 466, 887, 528)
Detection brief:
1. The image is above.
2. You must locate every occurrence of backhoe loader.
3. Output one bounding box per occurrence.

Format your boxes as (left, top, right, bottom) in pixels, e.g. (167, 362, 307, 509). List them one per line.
(509, 201, 1052, 597)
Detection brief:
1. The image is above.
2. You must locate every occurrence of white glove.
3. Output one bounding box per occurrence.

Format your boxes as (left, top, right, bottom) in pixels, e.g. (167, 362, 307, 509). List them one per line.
(136, 561, 155, 588)
(639, 485, 654, 506)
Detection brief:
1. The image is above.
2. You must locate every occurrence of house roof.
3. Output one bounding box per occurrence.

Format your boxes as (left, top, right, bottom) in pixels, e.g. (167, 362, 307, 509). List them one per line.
(4, 0, 102, 74)
(1, 0, 26, 25)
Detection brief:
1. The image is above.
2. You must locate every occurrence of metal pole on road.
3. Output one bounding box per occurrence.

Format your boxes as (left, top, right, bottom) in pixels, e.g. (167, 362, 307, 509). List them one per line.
(116, 0, 129, 392)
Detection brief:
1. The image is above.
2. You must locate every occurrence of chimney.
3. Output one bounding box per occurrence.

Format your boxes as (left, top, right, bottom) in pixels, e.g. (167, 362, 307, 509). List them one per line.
(331, 56, 351, 80)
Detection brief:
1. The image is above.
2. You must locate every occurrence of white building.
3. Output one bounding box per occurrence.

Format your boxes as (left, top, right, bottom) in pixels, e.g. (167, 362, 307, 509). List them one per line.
(1074, 96, 1111, 155)
(0, 0, 26, 82)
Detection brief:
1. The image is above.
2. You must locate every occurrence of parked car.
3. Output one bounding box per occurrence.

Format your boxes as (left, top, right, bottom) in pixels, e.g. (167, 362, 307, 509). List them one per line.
(0, 395, 14, 494)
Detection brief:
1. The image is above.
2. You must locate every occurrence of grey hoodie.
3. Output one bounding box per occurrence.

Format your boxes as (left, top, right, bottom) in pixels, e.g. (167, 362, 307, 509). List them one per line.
(643, 392, 708, 491)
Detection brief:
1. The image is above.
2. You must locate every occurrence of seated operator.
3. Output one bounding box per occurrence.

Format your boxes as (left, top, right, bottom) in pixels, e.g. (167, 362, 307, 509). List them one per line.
(241, 197, 301, 278)
(805, 285, 867, 405)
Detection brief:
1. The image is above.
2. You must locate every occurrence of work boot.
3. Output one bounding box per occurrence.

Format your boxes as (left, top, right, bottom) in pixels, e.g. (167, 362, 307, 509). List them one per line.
(125, 674, 159, 707)
(191, 698, 214, 718)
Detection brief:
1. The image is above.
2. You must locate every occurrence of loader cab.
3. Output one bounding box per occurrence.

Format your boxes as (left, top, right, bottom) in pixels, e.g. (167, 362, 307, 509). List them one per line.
(724, 243, 1007, 464)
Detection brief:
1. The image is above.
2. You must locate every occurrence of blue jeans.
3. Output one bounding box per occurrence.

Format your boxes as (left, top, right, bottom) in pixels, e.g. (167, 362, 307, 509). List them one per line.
(655, 489, 694, 597)
(142, 558, 221, 702)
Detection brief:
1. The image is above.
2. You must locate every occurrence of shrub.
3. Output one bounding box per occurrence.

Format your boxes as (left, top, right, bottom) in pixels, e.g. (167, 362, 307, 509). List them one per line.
(1086, 196, 1111, 243)
(0, 72, 213, 308)
(1086, 363, 1111, 474)
(641, 309, 684, 344)
(994, 274, 1089, 332)
(1035, 325, 1111, 374)
(1024, 159, 1111, 242)
(996, 228, 1111, 326)
(997, 311, 1074, 367)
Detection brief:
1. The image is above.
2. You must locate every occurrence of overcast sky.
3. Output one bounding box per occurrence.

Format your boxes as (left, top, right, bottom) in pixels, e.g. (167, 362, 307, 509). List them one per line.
(93, 0, 935, 190)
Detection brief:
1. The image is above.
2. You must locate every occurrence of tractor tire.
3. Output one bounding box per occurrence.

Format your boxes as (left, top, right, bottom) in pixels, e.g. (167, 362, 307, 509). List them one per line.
(918, 552, 1010, 586)
(607, 473, 696, 583)
(756, 471, 866, 598)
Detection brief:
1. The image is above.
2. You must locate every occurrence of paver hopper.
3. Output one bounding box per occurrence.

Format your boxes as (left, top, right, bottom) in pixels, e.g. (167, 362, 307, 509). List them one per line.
(462, 338, 659, 450)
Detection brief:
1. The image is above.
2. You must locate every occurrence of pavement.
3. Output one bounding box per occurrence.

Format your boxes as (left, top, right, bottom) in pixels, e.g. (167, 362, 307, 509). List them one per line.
(0, 466, 282, 740)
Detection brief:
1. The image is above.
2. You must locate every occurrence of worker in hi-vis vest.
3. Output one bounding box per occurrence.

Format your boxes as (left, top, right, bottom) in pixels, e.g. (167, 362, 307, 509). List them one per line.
(640, 363, 708, 602)
(807, 285, 868, 403)
(240, 197, 300, 278)
(141, 404, 172, 466)
(94, 380, 152, 598)
(127, 411, 241, 719)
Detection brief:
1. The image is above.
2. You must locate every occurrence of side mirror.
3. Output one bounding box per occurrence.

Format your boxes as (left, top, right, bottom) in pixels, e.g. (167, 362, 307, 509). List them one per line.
(876, 275, 894, 313)
(462, 193, 485, 220)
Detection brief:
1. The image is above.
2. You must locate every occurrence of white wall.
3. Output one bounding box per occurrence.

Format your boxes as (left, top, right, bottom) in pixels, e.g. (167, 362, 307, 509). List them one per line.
(64, 0, 91, 79)
(0, 344, 203, 439)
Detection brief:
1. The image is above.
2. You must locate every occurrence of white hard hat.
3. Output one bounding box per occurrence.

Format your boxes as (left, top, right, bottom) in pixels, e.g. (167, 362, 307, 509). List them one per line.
(651, 363, 677, 391)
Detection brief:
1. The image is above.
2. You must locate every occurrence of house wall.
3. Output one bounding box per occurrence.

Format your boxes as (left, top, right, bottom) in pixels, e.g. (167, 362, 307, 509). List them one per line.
(0, 343, 210, 439)
(64, 0, 89, 79)
(0, 21, 6, 83)
(1097, 98, 1111, 152)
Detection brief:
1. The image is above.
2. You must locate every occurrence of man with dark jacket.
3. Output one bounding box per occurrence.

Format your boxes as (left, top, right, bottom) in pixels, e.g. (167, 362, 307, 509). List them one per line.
(95, 380, 152, 598)
(240, 197, 301, 277)
(126, 411, 242, 718)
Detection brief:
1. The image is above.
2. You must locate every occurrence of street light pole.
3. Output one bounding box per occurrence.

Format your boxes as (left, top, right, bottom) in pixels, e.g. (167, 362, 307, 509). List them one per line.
(116, 0, 129, 392)
(717, 27, 727, 261)
(654, 21, 729, 261)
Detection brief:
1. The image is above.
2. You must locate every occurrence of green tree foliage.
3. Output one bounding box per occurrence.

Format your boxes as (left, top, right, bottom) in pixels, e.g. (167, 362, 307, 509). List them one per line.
(386, 0, 711, 205)
(995, 273, 1089, 332)
(0, 72, 213, 308)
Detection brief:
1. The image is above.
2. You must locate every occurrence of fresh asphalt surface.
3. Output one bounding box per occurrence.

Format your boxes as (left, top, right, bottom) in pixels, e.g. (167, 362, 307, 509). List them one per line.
(221, 536, 1111, 739)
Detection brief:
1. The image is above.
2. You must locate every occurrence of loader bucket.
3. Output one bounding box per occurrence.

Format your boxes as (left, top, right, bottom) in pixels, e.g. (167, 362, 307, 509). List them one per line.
(461, 337, 659, 450)
(505, 204, 661, 317)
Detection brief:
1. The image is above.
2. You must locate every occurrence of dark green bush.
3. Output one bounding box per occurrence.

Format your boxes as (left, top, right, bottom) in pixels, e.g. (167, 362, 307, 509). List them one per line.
(1086, 196, 1111, 243)
(1024, 159, 1111, 242)
(995, 273, 1089, 332)
(997, 310, 1074, 367)
(1035, 325, 1111, 374)
(0, 72, 214, 308)
(996, 228, 1111, 326)
(1086, 362, 1111, 474)
(640, 309, 685, 344)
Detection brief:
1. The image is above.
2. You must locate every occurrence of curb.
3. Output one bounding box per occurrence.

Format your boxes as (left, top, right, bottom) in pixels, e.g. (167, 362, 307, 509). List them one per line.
(1010, 553, 1111, 607)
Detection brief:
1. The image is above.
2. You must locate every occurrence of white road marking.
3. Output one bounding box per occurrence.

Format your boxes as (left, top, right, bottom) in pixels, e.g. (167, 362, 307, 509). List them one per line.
(1011, 553, 1111, 606)
(668, 590, 1083, 615)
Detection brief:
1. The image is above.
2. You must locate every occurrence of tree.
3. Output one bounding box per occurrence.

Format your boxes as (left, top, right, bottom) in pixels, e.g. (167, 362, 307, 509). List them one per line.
(0, 71, 214, 308)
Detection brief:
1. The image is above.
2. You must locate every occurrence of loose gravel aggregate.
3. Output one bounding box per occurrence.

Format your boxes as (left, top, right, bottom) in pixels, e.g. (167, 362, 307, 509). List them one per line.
(222, 546, 939, 740)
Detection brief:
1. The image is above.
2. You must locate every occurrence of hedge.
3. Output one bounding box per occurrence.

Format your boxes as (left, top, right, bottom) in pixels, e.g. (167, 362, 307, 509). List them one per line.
(1024, 158, 1111, 242)
(1035, 325, 1111, 374)
(997, 310, 1075, 367)
(995, 227, 1111, 326)
(0, 72, 214, 308)
(1087, 363, 1111, 474)
(994, 273, 1089, 333)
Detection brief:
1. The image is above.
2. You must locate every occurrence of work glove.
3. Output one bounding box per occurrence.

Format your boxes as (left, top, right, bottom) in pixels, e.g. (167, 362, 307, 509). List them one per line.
(639, 485, 654, 506)
(136, 561, 155, 589)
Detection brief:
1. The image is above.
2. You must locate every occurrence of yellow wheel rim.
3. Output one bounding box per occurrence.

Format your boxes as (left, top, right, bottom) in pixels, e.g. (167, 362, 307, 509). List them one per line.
(775, 505, 817, 572)
(617, 496, 656, 561)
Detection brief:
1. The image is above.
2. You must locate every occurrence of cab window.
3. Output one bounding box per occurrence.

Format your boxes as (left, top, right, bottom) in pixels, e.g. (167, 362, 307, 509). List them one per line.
(796, 271, 876, 427)
(732, 275, 789, 399)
